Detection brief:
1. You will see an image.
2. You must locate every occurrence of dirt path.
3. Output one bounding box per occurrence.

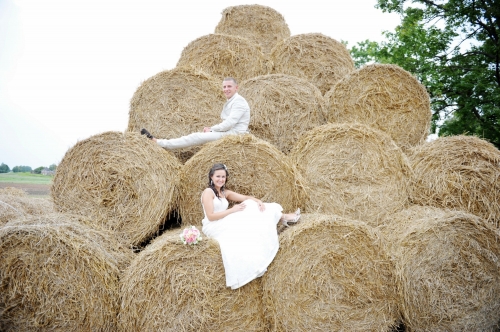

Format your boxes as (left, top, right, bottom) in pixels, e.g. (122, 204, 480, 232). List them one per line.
(0, 183, 51, 197)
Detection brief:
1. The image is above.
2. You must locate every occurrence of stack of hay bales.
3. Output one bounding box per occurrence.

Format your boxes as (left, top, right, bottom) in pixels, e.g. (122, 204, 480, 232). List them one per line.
(51, 131, 181, 247)
(270, 33, 355, 94)
(239, 74, 326, 154)
(214, 4, 290, 54)
(325, 63, 431, 152)
(0, 213, 133, 331)
(119, 229, 266, 331)
(127, 67, 225, 162)
(380, 206, 500, 331)
(35, 3, 500, 332)
(290, 122, 412, 227)
(0, 187, 53, 227)
(176, 134, 308, 227)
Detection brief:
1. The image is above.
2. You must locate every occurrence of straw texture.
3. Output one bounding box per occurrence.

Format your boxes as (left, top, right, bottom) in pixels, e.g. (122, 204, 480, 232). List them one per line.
(326, 64, 431, 151)
(290, 123, 411, 226)
(127, 67, 225, 162)
(270, 33, 355, 94)
(176, 33, 268, 82)
(240, 74, 326, 154)
(0, 190, 53, 227)
(51, 131, 181, 246)
(119, 229, 266, 331)
(263, 213, 399, 331)
(0, 213, 134, 331)
(215, 5, 290, 54)
(177, 134, 308, 227)
(380, 206, 500, 331)
(0, 187, 28, 197)
(409, 135, 500, 225)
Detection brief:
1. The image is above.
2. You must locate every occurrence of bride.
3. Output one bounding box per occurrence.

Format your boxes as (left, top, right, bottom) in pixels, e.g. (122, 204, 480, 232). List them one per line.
(201, 163, 300, 289)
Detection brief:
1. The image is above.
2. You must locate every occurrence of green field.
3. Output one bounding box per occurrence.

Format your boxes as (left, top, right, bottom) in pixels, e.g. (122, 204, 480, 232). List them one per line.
(0, 172, 53, 185)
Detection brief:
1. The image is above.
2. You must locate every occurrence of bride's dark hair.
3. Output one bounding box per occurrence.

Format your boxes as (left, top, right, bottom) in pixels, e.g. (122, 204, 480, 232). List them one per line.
(208, 163, 229, 199)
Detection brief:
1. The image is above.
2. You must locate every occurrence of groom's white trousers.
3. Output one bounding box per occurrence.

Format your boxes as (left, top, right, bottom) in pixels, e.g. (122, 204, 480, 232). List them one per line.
(156, 130, 241, 150)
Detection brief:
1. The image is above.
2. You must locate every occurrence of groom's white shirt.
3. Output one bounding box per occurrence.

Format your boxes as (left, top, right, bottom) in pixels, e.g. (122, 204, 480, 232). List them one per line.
(210, 93, 250, 133)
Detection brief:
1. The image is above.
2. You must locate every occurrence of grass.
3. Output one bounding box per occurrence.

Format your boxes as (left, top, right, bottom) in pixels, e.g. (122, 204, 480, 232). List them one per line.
(0, 172, 53, 185)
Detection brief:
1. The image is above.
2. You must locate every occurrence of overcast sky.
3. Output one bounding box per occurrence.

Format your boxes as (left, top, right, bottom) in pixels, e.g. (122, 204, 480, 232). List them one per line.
(0, 0, 401, 168)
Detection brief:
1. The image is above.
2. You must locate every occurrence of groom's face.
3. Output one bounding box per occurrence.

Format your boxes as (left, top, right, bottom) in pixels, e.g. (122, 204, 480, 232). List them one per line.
(222, 79, 238, 100)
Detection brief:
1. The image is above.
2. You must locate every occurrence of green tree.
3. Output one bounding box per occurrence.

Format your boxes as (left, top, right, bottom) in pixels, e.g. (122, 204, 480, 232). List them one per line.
(12, 165, 32, 173)
(49, 164, 57, 171)
(350, 0, 500, 148)
(0, 163, 10, 173)
(33, 166, 45, 174)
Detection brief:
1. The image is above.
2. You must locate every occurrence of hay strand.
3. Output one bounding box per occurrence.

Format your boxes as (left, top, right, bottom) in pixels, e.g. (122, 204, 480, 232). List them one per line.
(263, 213, 399, 331)
(326, 63, 431, 151)
(290, 122, 411, 226)
(119, 229, 266, 331)
(0, 213, 133, 331)
(176, 33, 267, 82)
(51, 131, 181, 246)
(240, 74, 327, 154)
(214, 5, 290, 54)
(409, 135, 500, 225)
(127, 67, 225, 162)
(177, 134, 308, 227)
(380, 206, 500, 331)
(270, 33, 355, 94)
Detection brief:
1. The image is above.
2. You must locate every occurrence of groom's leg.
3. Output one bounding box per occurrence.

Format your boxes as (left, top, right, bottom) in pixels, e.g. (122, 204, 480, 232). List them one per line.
(156, 131, 224, 150)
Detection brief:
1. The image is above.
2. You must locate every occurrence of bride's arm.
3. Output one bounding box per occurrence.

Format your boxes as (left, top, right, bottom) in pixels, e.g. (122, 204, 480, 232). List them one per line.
(225, 190, 265, 211)
(201, 188, 246, 221)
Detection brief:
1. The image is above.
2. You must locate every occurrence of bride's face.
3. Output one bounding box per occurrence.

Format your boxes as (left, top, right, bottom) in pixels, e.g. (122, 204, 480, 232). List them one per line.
(211, 169, 226, 189)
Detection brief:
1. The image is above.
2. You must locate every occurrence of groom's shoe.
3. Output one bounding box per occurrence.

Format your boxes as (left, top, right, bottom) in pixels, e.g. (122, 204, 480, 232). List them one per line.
(140, 128, 154, 139)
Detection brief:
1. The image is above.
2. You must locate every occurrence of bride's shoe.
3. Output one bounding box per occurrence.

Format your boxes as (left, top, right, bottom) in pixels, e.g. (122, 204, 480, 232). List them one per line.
(281, 208, 301, 227)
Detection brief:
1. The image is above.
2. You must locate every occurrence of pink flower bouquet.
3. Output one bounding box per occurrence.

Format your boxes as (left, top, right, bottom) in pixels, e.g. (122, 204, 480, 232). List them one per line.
(180, 226, 202, 245)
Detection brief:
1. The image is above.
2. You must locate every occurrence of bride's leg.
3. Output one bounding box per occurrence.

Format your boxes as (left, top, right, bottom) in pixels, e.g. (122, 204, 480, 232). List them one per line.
(280, 213, 295, 221)
(280, 209, 301, 227)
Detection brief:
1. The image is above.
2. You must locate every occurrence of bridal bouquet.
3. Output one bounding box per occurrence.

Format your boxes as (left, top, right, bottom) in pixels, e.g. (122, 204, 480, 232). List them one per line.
(180, 226, 202, 245)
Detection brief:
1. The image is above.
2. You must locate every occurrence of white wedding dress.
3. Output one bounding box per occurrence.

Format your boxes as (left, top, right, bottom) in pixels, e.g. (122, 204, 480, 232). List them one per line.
(202, 195, 283, 289)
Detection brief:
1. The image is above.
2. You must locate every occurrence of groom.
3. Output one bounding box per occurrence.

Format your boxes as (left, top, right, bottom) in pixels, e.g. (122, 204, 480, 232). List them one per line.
(141, 77, 250, 149)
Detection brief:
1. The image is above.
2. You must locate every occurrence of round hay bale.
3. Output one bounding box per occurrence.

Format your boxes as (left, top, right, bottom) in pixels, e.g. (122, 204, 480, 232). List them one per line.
(380, 206, 500, 331)
(0, 194, 53, 227)
(263, 213, 399, 331)
(290, 123, 412, 226)
(326, 63, 431, 151)
(270, 33, 355, 94)
(127, 67, 225, 162)
(51, 131, 181, 246)
(239, 74, 327, 154)
(0, 186, 28, 197)
(177, 134, 308, 227)
(0, 213, 134, 331)
(119, 228, 266, 331)
(214, 5, 290, 54)
(176, 33, 268, 83)
(409, 135, 500, 225)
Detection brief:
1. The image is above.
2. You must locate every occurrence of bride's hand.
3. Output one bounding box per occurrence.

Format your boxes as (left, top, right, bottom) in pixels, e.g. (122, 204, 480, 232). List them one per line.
(231, 202, 246, 213)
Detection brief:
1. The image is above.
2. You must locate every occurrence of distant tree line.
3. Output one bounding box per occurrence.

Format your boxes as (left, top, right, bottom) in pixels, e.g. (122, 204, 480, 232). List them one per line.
(12, 165, 32, 173)
(0, 163, 57, 174)
(0, 163, 9, 173)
